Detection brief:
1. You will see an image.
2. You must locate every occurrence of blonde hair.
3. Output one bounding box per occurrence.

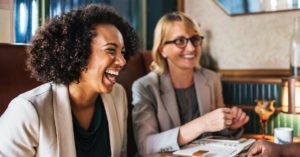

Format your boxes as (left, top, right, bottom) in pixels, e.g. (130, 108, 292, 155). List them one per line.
(150, 12, 202, 74)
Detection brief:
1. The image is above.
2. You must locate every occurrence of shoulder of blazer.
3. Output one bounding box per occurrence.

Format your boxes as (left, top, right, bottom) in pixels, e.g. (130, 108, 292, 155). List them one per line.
(196, 68, 220, 80)
(110, 83, 126, 99)
(17, 83, 53, 102)
(133, 71, 159, 87)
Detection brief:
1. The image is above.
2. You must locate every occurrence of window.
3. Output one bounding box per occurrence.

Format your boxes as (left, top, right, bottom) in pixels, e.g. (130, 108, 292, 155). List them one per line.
(14, 0, 38, 43)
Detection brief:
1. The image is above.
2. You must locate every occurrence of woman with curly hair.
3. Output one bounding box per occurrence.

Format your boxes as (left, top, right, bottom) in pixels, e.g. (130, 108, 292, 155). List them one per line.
(0, 4, 137, 157)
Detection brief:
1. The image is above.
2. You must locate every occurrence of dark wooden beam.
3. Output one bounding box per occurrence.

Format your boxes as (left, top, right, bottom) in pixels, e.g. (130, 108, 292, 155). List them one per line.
(220, 69, 291, 78)
(177, 0, 185, 12)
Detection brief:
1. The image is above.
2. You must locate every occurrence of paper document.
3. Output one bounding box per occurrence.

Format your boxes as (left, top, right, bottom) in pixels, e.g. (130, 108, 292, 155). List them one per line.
(173, 137, 255, 157)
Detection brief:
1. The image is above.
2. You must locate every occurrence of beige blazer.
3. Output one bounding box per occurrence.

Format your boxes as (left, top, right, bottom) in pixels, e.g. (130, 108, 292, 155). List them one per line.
(132, 68, 224, 155)
(0, 83, 127, 157)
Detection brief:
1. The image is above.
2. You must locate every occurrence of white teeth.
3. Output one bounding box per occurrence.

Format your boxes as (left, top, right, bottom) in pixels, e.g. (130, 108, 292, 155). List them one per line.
(106, 70, 119, 76)
(182, 54, 195, 59)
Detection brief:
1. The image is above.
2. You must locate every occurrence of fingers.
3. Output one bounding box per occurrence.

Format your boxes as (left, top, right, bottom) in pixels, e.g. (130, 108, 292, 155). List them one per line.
(207, 107, 249, 130)
(235, 108, 242, 119)
(219, 108, 233, 128)
(231, 107, 249, 123)
(204, 108, 233, 131)
(246, 140, 264, 157)
(225, 119, 232, 127)
(215, 108, 232, 118)
(222, 107, 232, 113)
(228, 106, 249, 129)
(231, 106, 242, 120)
(219, 108, 233, 120)
(231, 106, 238, 118)
(235, 110, 247, 123)
(240, 113, 250, 124)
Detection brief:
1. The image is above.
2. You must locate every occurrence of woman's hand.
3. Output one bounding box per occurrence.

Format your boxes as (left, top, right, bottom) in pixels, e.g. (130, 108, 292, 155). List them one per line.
(178, 107, 248, 146)
(229, 106, 249, 130)
(178, 108, 232, 145)
(200, 108, 233, 132)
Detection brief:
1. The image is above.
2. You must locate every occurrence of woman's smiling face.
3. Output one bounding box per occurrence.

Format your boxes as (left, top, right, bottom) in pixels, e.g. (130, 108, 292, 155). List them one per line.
(161, 21, 201, 72)
(79, 24, 126, 94)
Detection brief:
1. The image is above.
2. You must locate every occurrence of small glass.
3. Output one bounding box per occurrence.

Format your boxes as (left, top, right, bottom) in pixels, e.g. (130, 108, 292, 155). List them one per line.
(254, 100, 275, 139)
(290, 17, 300, 76)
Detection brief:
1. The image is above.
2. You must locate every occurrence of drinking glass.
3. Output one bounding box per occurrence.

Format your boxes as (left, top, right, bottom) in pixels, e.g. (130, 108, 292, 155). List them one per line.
(254, 100, 275, 139)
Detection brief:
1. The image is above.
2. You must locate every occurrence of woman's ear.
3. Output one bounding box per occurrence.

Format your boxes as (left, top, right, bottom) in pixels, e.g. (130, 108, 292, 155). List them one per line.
(159, 46, 167, 58)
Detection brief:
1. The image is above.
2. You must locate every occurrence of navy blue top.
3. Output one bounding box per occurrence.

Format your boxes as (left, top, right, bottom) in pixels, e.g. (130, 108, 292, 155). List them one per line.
(72, 95, 111, 157)
(175, 85, 200, 124)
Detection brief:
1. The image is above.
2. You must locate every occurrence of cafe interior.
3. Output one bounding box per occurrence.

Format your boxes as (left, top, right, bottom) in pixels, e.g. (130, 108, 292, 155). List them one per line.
(1, 0, 300, 156)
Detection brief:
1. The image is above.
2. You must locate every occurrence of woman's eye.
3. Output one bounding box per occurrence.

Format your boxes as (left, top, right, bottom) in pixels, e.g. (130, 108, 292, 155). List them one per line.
(106, 48, 116, 54)
(121, 50, 126, 56)
(175, 38, 186, 45)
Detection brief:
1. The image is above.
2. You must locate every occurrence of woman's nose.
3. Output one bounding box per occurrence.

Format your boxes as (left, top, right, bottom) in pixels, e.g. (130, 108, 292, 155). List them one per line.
(185, 40, 196, 51)
(115, 53, 126, 67)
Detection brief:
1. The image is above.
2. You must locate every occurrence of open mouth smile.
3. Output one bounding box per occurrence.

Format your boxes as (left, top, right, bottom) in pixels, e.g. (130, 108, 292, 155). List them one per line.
(104, 70, 119, 84)
(180, 54, 195, 59)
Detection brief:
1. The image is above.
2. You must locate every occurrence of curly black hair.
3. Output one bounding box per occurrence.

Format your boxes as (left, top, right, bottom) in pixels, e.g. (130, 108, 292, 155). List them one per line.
(27, 4, 138, 85)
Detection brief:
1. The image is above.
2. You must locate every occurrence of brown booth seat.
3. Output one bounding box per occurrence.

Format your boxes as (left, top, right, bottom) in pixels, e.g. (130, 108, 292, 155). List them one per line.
(0, 43, 152, 156)
(0, 44, 42, 113)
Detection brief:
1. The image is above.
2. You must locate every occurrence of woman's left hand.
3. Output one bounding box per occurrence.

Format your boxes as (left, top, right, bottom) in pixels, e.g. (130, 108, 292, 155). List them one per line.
(229, 106, 249, 129)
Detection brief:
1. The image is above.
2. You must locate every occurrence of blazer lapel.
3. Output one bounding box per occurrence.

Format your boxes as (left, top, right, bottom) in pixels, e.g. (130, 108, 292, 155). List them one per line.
(101, 93, 121, 157)
(160, 72, 181, 126)
(52, 83, 76, 157)
(194, 70, 212, 115)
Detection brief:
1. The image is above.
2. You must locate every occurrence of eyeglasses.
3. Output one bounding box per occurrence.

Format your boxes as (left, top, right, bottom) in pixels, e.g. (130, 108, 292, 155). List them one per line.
(164, 35, 204, 49)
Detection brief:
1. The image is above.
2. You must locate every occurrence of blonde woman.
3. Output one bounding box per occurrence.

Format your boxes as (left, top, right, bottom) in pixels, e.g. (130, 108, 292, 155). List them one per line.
(132, 12, 249, 156)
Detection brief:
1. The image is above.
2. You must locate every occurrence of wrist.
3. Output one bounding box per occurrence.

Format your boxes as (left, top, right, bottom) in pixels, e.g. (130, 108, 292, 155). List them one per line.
(195, 118, 206, 135)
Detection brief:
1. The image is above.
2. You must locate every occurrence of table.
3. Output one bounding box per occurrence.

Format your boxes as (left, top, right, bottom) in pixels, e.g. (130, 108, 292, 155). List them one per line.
(145, 152, 173, 157)
(145, 134, 300, 157)
(242, 134, 300, 143)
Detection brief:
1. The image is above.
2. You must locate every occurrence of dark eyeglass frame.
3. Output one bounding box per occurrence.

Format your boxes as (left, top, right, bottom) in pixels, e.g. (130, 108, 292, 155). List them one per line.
(164, 35, 204, 49)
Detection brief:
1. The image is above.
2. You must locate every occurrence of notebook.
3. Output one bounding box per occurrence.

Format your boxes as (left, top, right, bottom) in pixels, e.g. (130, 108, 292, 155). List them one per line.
(173, 137, 256, 157)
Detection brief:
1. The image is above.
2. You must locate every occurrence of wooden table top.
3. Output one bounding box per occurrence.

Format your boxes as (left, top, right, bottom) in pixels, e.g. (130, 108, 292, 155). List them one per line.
(145, 152, 173, 157)
(242, 134, 300, 142)
(145, 134, 300, 157)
